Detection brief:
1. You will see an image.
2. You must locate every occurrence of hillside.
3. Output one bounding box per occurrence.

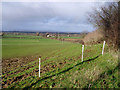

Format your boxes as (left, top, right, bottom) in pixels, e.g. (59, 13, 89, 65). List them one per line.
(2, 34, 119, 88)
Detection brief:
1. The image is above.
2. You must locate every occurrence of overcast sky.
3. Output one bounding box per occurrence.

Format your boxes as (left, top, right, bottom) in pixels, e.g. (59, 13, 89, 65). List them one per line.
(2, 2, 104, 33)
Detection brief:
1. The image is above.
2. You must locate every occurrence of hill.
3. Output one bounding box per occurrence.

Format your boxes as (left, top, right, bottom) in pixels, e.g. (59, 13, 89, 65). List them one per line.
(2, 34, 119, 88)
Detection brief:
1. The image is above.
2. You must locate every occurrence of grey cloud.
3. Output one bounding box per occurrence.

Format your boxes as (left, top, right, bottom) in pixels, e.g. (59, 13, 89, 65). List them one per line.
(2, 2, 98, 32)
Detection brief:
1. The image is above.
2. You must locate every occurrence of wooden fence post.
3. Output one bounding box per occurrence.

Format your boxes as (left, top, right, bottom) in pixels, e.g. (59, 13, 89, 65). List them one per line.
(82, 45, 84, 62)
(39, 56, 41, 77)
(102, 41, 105, 55)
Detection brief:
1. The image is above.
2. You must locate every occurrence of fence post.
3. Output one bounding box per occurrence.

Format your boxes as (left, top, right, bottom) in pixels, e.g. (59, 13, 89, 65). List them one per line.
(39, 56, 41, 77)
(82, 45, 84, 62)
(102, 41, 105, 55)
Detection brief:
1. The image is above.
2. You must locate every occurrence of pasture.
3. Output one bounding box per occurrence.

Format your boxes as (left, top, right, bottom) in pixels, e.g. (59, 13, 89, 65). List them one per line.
(2, 34, 118, 88)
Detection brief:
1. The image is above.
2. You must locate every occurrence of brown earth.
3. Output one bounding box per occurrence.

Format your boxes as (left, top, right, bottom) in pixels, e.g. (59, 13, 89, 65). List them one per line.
(2, 53, 82, 88)
(2, 56, 39, 74)
(2, 47, 71, 88)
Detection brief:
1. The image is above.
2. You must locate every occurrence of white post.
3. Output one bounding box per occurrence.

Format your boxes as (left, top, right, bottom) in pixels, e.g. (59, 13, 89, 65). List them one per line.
(82, 45, 84, 62)
(39, 57, 41, 77)
(102, 41, 105, 55)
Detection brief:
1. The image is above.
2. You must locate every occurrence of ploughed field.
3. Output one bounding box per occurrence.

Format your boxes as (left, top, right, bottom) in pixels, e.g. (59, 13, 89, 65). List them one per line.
(2, 35, 118, 88)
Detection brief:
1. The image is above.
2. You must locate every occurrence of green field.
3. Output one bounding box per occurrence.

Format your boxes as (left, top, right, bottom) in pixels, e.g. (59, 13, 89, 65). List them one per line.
(2, 34, 42, 39)
(59, 34, 85, 39)
(60, 36, 83, 39)
(2, 38, 72, 59)
(2, 35, 119, 88)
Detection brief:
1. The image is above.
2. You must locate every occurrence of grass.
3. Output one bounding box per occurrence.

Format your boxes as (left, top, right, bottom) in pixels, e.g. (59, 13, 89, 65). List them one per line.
(2, 34, 119, 88)
(2, 37, 72, 59)
(59, 34, 85, 39)
(60, 36, 82, 39)
(2, 34, 42, 39)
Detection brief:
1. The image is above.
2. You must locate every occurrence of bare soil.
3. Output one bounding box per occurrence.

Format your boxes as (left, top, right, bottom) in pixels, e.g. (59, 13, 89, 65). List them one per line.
(2, 54, 82, 88)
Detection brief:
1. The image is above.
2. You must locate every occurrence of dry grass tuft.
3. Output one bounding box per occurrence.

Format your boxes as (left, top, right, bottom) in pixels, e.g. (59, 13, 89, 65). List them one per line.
(83, 29, 104, 45)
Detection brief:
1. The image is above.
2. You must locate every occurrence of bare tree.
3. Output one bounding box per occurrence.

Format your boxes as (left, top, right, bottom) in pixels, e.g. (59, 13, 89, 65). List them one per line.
(88, 2, 119, 50)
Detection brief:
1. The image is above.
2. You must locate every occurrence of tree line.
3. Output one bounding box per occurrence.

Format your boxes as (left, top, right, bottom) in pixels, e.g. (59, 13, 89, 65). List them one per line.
(88, 2, 120, 50)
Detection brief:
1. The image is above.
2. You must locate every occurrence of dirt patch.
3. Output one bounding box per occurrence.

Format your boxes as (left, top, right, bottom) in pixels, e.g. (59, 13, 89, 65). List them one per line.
(2, 56, 39, 74)
(2, 48, 81, 88)
(2, 56, 65, 88)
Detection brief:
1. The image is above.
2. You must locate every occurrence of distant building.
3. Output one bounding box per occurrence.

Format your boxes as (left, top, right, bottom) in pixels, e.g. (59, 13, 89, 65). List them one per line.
(46, 33, 51, 38)
(47, 34, 50, 37)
